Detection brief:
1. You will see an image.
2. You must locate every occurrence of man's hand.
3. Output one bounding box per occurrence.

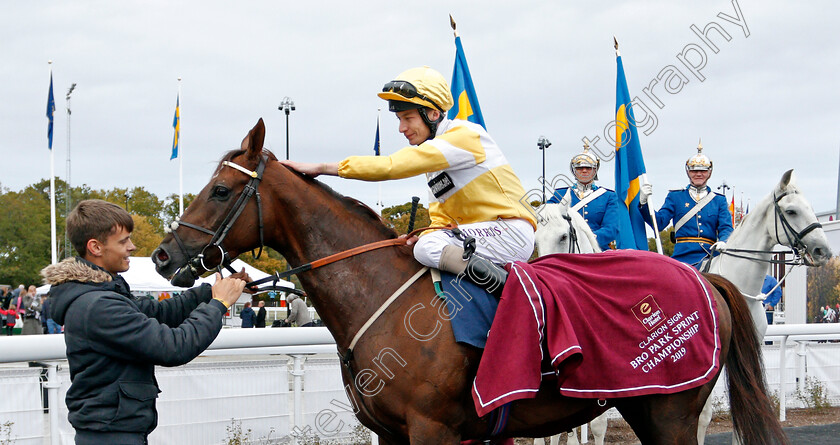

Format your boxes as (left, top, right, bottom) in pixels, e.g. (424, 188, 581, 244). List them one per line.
(398, 234, 419, 246)
(229, 267, 257, 294)
(211, 273, 246, 307)
(710, 241, 727, 252)
(640, 183, 653, 205)
(278, 160, 339, 177)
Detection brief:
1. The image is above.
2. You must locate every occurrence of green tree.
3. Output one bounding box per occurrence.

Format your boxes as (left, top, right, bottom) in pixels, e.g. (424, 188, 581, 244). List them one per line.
(0, 186, 52, 286)
(648, 227, 675, 257)
(130, 215, 164, 257)
(807, 257, 840, 322)
(381, 201, 431, 235)
(162, 193, 196, 227)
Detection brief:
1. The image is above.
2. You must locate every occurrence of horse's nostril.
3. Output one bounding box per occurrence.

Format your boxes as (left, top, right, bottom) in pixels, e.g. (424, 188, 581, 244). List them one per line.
(156, 249, 170, 263)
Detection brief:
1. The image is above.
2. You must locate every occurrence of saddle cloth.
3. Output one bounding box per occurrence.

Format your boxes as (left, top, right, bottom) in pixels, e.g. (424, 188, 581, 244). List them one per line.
(472, 250, 721, 417)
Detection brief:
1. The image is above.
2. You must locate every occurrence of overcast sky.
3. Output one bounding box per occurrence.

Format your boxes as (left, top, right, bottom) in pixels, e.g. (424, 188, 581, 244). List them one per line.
(2, 1, 839, 220)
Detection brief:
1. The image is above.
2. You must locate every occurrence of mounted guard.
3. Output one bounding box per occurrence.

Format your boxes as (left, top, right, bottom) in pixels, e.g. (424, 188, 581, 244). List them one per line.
(639, 140, 733, 269)
(547, 141, 620, 251)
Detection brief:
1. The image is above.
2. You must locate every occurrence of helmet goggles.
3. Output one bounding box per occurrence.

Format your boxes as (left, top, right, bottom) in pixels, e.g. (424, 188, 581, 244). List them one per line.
(382, 81, 444, 113)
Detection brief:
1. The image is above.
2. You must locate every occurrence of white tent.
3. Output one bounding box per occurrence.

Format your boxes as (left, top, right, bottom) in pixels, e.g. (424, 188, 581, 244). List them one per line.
(37, 257, 293, 294)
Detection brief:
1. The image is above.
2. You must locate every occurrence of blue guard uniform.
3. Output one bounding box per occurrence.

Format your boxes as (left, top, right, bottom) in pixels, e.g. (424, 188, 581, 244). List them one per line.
(548, 184, 620, 251)
(642, 185, 733, 268)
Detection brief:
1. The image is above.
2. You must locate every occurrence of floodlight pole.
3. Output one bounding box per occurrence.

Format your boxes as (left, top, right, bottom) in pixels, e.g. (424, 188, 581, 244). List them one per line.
(537, 136, 551, 203)
(279, 97, 296, 160)
(64, 83, 76, 258)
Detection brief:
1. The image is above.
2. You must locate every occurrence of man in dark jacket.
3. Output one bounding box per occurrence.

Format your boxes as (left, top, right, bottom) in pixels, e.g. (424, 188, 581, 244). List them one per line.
(41, 199, 247, 445)
(255, 300, 267, 328)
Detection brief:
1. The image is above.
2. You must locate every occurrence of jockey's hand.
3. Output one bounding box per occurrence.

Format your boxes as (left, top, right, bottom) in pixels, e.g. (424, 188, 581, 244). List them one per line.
(640, 183, 653, 205)
(229, 267, 257, 294)
(278, 160, 339, 177)
(710, 241, 727, 252)
(398, 234, 419, 246)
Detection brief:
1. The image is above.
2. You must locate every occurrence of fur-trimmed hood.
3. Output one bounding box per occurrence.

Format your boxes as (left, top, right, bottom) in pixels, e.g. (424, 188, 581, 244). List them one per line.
(41, 257, 113, 286)
(41, 257, 129, 326)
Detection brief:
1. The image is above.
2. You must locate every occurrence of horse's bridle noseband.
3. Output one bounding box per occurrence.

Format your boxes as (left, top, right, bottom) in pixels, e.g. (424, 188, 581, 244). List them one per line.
(166, 155, 267, 281)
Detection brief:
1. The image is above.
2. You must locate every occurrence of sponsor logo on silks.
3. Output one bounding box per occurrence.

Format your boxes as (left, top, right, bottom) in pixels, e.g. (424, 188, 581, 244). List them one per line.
(632, 295, 666, 331)
(428, 172, 455, 199)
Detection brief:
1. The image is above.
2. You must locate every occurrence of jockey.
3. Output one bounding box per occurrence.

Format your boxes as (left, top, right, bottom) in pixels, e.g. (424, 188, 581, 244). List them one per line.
(546, 141, 620, 250)
(279, 66, 536, 296)
(639, 141, 733, 269)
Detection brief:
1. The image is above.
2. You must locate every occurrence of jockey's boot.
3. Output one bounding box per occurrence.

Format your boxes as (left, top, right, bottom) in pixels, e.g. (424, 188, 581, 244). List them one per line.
(439, 245, 507, 298)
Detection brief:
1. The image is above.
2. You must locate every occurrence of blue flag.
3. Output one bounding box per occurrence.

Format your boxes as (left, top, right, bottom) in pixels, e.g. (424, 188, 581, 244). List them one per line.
(373, 116, 380, 156)
(171, 94, 180, 160)
(46, 73, 55, 150)
(614, 55, 649, 250)
(448, 36, 485, 129)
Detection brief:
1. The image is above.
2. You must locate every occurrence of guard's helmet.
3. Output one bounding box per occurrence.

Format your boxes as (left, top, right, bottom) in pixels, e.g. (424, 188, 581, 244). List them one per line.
(685, 139, 713, 173)
(569, 141, 600, 181)
(378, 66, 454, 113)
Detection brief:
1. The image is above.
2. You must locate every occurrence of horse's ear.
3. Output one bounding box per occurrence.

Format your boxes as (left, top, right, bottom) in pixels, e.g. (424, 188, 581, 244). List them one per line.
(240, 118, 266, 160)
(779, 169, 795, 190)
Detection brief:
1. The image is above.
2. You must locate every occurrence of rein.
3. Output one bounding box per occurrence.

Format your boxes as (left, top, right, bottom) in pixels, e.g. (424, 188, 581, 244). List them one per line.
(563, 213, 581, 254)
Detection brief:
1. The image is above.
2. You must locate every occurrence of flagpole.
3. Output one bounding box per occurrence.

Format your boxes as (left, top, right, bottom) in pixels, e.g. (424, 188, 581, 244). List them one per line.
(48, 61, 58, 265)
(178, 77, 183, 215)
(377, 108, 382, 213)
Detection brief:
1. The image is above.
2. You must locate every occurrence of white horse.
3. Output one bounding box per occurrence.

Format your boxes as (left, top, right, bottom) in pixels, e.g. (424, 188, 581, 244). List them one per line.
(534, 203, 609, 445)
(695, 169, 832, 444)
(533, 170, 833, 445)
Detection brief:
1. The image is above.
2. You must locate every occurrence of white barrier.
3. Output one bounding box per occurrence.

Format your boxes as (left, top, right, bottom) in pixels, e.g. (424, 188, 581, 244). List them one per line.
(0, 324, 838, 444)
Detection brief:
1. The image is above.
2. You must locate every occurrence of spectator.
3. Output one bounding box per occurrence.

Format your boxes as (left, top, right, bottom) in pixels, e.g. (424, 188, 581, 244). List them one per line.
(0, 305, 16, 335)
(21, 285, 43, 335)
(285, 294, 314, 327)
(239, 301, 256, 328)
(255, 300, 267, 328)
(42, 199, 248, 444)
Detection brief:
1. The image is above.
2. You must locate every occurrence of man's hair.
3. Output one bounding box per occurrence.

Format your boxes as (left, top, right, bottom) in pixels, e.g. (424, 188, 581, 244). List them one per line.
(67, 199, 134, 257)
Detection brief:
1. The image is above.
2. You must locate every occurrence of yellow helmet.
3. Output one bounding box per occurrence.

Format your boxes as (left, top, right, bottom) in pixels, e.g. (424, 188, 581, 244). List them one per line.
(685, 139, 713, 172)
(378, 66, 454, 113)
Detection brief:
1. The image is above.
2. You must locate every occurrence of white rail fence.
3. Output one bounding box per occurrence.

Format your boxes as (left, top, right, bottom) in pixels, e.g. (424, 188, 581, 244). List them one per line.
(0, 325, 838, 445)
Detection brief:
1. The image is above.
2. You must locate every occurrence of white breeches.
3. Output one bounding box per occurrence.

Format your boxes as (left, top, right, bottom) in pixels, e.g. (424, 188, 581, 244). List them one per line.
(413, 218, 535, 268)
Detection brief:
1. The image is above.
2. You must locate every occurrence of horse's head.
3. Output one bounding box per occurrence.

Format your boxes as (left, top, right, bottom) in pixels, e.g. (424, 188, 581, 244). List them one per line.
(534, 203, 600, 255)
(152, 118, 276, 286)
(768, 169, 832, 266)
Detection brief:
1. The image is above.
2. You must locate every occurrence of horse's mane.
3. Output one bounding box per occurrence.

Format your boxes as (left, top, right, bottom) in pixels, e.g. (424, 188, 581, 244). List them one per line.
(221, 149, 398, 240)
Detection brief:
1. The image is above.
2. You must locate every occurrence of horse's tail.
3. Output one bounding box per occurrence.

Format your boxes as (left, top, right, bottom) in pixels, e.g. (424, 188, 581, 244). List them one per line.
(702, 273, 789, 445)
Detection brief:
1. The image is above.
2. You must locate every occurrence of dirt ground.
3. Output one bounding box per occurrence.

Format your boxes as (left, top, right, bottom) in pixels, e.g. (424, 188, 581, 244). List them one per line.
(514, 406, 840, 444)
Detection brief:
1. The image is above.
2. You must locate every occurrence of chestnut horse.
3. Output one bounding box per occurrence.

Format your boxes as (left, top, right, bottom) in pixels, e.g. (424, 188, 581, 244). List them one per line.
(152, 119, 787, 445)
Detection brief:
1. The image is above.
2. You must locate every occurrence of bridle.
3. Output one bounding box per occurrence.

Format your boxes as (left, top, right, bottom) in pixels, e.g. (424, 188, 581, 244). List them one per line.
(702, 190, 822, 269)
(562, 212, 581, 254)
(165, 154, 267, 282)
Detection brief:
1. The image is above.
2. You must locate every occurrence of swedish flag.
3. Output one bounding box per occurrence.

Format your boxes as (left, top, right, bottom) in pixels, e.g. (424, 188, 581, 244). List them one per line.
(614, 54, 649, 250)
(171, 94, 180, 160)
(373, 115, 380, 156)
(448, 36, 485, 129)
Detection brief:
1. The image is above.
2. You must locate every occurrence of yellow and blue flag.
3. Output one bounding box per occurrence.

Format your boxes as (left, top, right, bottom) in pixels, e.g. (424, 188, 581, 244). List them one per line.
(46, 73, 55, 150)
(614, 54, 649, 250)
(448, 36, 485, 129)
(373, 115, 380, 156)
(171, 94, 180, 160)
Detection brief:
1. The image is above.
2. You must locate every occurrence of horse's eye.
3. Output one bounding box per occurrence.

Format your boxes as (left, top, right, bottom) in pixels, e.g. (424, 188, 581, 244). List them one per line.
(212, 186, 231, 199)
(560, 234, 568, 241)
(785, 209, 797, 216)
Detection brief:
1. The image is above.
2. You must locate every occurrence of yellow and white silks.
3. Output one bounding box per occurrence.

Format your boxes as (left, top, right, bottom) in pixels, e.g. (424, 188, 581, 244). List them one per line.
(338, 118, 536, 268)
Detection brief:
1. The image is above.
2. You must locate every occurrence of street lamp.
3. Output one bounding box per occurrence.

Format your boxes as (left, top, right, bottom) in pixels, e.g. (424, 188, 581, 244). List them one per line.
(537, 136, 551, 203)
(278, 97, 296, 160)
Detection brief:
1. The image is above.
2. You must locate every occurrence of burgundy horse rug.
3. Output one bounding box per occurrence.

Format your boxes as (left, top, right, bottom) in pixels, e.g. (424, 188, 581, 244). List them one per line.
(471, 250, 721, 416)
